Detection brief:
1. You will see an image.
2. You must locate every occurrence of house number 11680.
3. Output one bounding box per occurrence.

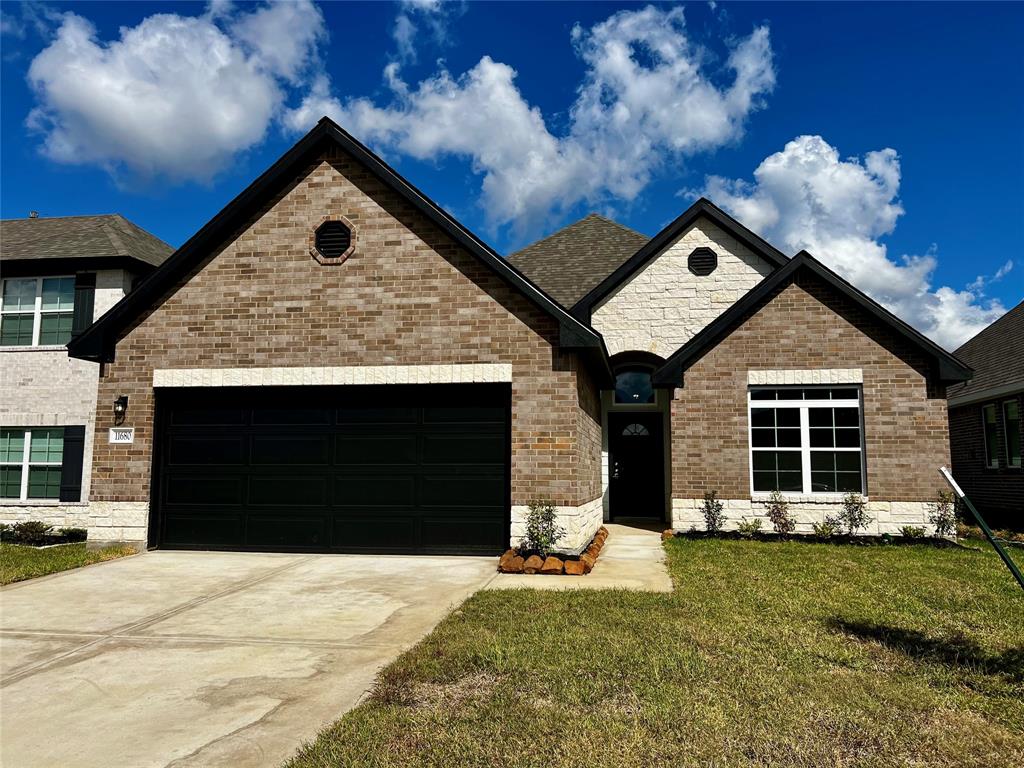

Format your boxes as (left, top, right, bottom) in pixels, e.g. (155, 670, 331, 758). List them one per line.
(109, 428, 135, 444)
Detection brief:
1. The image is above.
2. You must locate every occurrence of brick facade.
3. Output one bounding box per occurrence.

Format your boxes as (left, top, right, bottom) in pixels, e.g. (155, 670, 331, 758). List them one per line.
(88, 148, 602, 545)
(949, 393, 1023, 529)
(666, 272, 951, 531)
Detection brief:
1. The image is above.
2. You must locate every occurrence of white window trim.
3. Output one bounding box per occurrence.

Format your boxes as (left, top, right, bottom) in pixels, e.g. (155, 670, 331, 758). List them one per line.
(1002, 399, 1021, 469)
(747, 387, 866, 496)
(0, 428, 64, 501)
(981, 403, 1000, 469)
(0, 276, 75, 348)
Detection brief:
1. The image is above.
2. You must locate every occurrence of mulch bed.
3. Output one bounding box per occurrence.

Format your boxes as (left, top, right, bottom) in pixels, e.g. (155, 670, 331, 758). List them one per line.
(498, 526, 609, 575)
(665, 529, 968, 548)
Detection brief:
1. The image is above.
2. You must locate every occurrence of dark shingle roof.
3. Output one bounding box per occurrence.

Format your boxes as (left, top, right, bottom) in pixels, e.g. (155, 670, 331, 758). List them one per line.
(507, 214, 648, 307)
(947, 300, 1024, 401)
(1, 214, 173, 268)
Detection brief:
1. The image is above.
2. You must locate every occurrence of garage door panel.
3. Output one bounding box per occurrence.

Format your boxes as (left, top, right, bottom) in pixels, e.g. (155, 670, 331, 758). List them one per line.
(249, 475, 329, 506)
(166, 437, 245, 466)
(165, 475, 245, 506)
(155, 384, 509, 553)
(335, 475, 416, 506)
(335, 435, 417, 465)
(251, 435, 330, 465)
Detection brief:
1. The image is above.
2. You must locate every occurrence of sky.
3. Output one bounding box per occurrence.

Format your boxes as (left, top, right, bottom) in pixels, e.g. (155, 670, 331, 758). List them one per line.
(1, 0, 1021, 350)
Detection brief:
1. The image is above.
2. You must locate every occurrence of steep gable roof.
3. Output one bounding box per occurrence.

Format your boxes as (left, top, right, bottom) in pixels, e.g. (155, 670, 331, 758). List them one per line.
(947, 300, 1024, 404)
(570, 197, 790, 323)
(508, 214, 648, 307)
(652, 251, 973, 387)
(67, 118, 609, 380)
(1, 214, 172, 270)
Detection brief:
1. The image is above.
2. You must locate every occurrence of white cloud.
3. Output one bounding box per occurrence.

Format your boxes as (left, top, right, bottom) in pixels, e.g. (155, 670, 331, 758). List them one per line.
(391, 0, 455, 63)
(25, 1, 325, 182)
(287, 5, 774, 233)
(703, 135, 1006, 349)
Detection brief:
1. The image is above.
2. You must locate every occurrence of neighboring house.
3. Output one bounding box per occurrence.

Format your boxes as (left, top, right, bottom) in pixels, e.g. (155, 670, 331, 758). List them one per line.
(0, 214, 172, 529)
(947, 301, 1023, 529)
(66, 118, 971, 554)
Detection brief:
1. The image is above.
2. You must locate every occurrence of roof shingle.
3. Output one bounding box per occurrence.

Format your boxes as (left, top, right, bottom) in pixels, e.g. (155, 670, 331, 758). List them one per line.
(947, 300, 1024, 401)
(507, 214, 648, 307)
(1, 214, 172, 268)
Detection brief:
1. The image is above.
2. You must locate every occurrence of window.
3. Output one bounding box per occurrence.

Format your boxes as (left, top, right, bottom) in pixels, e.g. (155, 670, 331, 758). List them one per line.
(1003, 400, 1021, 469)
(982, 403, 1000, 469)
(614, 368, 655, 404)
(748, 387, 864, 494)
(622, 423, 650, 436)
(0, 277, 75, 347)
(0, 427, 64, 500)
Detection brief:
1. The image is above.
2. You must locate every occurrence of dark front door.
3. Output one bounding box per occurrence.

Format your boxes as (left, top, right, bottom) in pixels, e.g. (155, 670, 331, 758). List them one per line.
(608, 411, 665, 519)
(152, 384, 510, 555)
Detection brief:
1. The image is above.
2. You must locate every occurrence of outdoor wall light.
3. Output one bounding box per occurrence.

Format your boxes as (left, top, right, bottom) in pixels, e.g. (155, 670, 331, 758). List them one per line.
(113, 395, 128, 424)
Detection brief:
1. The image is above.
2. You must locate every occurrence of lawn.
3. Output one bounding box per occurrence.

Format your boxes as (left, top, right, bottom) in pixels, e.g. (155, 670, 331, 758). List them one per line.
(0, 542, 136, 585)
(288, 538, 1023, 768)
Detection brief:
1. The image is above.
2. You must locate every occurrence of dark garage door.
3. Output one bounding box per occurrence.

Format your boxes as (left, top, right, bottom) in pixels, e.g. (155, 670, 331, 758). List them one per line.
(152, 384, 510, 554)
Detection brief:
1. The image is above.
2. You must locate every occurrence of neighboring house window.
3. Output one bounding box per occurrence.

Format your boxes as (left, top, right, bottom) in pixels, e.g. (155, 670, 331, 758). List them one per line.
(982, 404, 1000, 469)
(0, 428, 64, 500)
(1003, 400, 1021, 469)
(0, 277, 75, 346)
(749, 387, 864, 494)
(614, 368, 655, 404)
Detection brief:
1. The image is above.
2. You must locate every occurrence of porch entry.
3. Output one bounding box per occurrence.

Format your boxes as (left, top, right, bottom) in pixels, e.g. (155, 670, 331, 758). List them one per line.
(607, 410, 665, 519)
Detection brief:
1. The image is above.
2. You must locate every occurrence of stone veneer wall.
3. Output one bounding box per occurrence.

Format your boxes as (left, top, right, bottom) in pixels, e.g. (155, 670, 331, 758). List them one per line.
(668, 272, 951, 533)
(0, 269, 131, 530)
(88, 148, 602, 547)
(591, 218, 774, 357)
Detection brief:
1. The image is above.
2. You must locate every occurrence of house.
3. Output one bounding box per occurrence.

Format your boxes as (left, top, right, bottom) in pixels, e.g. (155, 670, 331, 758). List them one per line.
(1, 214, 172, 528)
(947, 301, 1023, 529)
(66, 118, 971, 554)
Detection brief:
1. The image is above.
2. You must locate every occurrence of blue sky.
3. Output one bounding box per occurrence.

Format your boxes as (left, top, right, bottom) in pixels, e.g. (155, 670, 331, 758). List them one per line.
(1, 1, 1021, 348)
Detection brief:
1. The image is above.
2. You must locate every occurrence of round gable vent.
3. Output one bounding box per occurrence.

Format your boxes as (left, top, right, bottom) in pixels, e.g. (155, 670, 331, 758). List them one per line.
(310, 216, 356, 265)
(688, 247, 717, 276)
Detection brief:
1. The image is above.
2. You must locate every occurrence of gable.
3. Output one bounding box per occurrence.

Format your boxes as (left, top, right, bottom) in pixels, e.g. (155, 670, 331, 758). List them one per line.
(590, 215, 777, 356)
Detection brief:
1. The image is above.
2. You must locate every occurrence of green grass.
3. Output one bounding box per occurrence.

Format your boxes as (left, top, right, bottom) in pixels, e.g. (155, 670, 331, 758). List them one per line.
(0, 541, 136, 585)
(288, 539, 1023, 768)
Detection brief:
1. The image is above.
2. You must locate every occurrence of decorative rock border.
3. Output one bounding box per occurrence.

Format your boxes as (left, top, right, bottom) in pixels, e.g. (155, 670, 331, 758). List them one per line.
(498, 526, 609, 576)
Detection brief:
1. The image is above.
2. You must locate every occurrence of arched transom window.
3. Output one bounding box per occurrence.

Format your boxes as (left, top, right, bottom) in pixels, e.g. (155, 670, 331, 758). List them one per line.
(614, 368, 655, 404)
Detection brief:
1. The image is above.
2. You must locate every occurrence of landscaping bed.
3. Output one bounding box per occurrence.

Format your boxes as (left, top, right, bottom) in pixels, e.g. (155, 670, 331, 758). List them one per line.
(0, 521, 88, 547)
(498, 526, 609, 575)
(286, 538, 1023, 768)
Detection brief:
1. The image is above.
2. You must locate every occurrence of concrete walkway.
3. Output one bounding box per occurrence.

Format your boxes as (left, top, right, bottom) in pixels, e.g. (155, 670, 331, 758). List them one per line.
(485, 522, 673, 592)
(0, 551, 496, 768)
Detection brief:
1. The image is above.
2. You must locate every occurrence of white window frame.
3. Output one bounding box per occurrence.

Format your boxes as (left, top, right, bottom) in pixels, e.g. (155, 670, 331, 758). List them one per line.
(0, 276, 75, 348)
(981, 403, 1000, 469)
(1002, 399, 1021, 469)
(747, 387, 866, 496)
(0, 428, 64, 501)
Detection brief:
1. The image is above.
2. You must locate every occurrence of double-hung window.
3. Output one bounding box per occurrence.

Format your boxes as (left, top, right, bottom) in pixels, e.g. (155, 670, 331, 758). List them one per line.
(1001, 400, 1020, 469)
(0, 277, 75, 347)
(982, 404, 1000, 469)
(0, 428, 65, 500)
(749, 387, 865, 494)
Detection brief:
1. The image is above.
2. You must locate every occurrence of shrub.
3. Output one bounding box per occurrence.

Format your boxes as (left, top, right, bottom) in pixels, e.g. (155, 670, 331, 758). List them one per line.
(0, 523, 9, 539)
(927, 490, 957, 538)
(58, 527, 88, 543)
(520, 500, 565, 557)
(812, 519, 839, 540)
(835, 493, 873, 536)
(9, 521, 54, 546)
(701, 490, 726, 533)
(736, 517, 762, 537)
(764, 490, 796, 538)
(900, 525, 926, 539)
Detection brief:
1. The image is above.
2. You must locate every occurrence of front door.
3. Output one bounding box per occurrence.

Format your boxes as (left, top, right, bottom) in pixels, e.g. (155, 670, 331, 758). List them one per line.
(608, 411, 665, 519)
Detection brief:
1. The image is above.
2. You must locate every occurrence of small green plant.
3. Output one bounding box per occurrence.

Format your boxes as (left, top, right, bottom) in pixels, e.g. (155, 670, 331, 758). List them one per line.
(764, 490, 796, 538)
(927, 490, 957, 538)
(520, 500, 565, 557)
(0, 523, 10, 539)
(57, 527, 88, 543)
(812, 519, 839, 540)
(736, 517, 763, 537)
(9, 521, 54, 546)
(701, 490, 726, 534)
(900, 525, 926, 539)
(834, 493, 873, 536)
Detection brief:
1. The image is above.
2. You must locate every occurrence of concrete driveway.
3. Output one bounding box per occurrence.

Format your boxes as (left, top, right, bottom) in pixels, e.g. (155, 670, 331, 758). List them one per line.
(0, 551, 496, 768)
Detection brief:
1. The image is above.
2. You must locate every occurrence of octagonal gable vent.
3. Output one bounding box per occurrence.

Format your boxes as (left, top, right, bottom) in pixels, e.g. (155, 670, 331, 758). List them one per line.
(688, 247, 717, 276)
(315, 220, 352, 259)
